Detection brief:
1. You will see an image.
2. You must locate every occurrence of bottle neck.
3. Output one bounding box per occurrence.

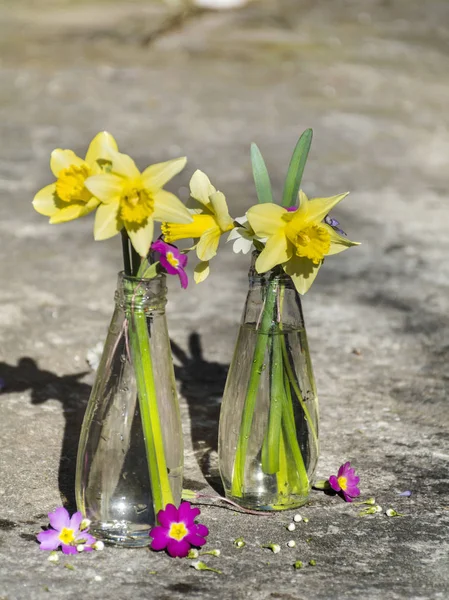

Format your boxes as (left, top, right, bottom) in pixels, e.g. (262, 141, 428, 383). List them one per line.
(243, 253, 304, 331)
(115, 271, 167, 313)
(248, 251, 295, 290)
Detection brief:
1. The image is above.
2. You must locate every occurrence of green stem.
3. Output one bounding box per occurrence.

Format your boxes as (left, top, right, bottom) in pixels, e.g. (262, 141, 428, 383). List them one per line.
(280, 337, 319, 450)
(231, 279, 278, 497)
(261, 333, 284, 474)
(128, 307, 174, 514)
(281, 388, 309, 494)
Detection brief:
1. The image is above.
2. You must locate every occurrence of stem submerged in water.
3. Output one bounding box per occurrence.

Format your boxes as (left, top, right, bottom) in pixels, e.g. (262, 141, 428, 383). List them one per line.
(128, 307, 174, 515)
(231, 276, 312, 506)
(231, 279, 278, 497)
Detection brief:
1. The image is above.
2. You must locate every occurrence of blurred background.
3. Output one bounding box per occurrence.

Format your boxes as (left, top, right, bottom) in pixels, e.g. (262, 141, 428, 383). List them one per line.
(1, 0, 449, 594)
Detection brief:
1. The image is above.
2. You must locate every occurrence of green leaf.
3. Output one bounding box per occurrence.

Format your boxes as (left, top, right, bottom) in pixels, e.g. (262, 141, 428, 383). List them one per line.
(138, 261, 160, 279)
(281, 128, 313, 207)
(251, 143, 273, 204)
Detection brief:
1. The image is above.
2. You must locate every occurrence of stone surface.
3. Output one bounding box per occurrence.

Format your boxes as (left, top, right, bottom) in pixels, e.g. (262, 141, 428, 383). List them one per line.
(0, 0, 449, 598)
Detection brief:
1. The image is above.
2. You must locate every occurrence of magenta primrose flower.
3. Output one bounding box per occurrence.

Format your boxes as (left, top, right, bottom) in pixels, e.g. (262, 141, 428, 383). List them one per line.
(149, 502, 209, 558)
(328, 461, 361, 502)
(152, 239, 188, 289)
(36, 507, 96, 554)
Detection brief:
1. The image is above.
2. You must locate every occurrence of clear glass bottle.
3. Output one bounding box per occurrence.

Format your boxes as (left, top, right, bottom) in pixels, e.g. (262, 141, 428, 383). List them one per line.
(76, 272, 183, 547)
(218, 255, 319, 510)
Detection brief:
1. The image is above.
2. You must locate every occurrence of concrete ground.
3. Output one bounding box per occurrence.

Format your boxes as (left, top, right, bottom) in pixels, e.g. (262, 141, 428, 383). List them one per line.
(0, 0, 448, 598)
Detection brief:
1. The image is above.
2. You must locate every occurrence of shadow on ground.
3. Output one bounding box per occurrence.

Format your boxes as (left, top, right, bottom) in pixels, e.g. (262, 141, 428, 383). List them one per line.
(171, 333, 229, 493)
(0, 357, 91, 512)
(0, 340, 229, 505)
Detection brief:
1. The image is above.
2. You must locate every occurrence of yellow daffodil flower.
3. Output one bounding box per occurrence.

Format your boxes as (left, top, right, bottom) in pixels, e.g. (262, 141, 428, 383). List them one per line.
(246, 190, 359, 294)
(84, 149, 191, 257)
(161, 170, 234, 282)
(32, 131, 118, 224)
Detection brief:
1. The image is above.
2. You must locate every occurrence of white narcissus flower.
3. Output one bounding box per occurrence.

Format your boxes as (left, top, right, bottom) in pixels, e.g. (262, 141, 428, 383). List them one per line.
(226, 216, 266, 255)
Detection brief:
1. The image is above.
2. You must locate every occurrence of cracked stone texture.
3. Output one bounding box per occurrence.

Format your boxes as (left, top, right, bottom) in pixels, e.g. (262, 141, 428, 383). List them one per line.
(1, 0, 449, 598)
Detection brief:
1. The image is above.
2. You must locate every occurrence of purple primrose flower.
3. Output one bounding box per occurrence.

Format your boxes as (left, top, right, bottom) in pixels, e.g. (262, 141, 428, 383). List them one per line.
(149, 502, 209, 558)
(328, 461, 360, 502)
(152, 239, 188, 289)
(36, 507, 96, 554)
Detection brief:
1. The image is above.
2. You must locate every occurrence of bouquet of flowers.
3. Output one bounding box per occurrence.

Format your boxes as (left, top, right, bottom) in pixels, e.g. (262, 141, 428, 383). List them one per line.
(33, 132, 192, 543)
(161, 129, 359, 509)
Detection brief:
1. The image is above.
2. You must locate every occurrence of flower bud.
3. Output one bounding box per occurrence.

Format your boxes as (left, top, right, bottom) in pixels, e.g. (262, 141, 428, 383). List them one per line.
(233, 537, 246, 548)
(187, 549, 199, 559)
(294, 560, 303, 569)
(303, 517, 309, 523)
(386, 508, 404, 517)
(48, 551, 59, 563)
(200, 549, 220, 557)
(354, 498, 375, 506)
(76, 544, 85, 552)
(287, 523, 296, 532)
(358, 506, 382, 516)
(309, 559, 317, 566)
(92, 541, 105, 551)
(287, 540, 296, 548)
(293, 514, 302, 523)
(191, 560, 222, 574)
(262, 543, 280, 554)
(80, 518, 91, 531)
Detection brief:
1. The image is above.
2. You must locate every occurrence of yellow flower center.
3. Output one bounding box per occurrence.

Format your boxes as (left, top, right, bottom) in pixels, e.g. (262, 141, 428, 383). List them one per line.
(162, 214, 216, 243)
(166, 251, 179, 268)
(168, 522, 188, 541)
(289, 225, 331, 264)
(55, 164, 91, 203)
(337, 476, 348, 491)
(119, 184, 154, 226)
(58, 527, 76, 545)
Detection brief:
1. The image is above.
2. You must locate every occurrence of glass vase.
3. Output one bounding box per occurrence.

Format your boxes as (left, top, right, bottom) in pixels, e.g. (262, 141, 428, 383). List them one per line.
(218, 255, 319, 510)
(75, 272, 183, 547)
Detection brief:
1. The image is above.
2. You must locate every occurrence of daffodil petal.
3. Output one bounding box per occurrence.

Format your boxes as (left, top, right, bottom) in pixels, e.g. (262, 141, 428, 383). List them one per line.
(246, 203, 287, 237)
(283, 255, 321, 295)
(209, 191, 234, 231)
(85, 174, 123, 204)
(108, 148, 140, 179)
(94, 201, 121, 240)
(50, 150, 85, 178)
(82, 196, 101, 215)
(302, 193, 349, 226)
(142, 157, 187, 191)
(255, 231, 292, 273)
(49, 203, 87, 224)
(324, 224, 360, 256)
(194, 261, 210, 283)
(189, 170, 216, 206)
(32, 184, 58, 216)
(127, 218, 154, 257)
(85, 131, 118, 168)
(196, 227, 221, 261)
(153, 189, 193, 224)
